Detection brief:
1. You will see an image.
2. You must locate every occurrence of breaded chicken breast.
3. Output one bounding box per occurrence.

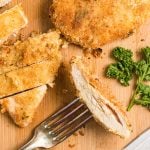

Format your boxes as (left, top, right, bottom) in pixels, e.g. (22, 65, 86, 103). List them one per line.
(50, 0, 150, 49)
(1, 85, 47, 127)
(69, 57, 131, 138)
(0, 52, 62, 98)
(0, 5, 28, 45)
(0, 31, 62, 75)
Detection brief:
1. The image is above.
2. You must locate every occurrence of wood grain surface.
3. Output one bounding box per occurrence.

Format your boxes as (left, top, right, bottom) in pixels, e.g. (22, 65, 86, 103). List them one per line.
(0, 0, 150, 150)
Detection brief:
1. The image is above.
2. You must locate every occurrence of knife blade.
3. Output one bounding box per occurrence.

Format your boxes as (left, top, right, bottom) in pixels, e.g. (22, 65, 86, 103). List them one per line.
(123, 128, 150, 150)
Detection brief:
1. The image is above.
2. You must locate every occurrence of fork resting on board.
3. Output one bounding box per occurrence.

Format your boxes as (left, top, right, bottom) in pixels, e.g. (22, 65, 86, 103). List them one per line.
(19, 98, 93, 150)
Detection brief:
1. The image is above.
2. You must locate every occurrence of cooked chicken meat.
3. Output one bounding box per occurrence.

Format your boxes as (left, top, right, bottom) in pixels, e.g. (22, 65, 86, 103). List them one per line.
(0, 85, 47, 127)
(0, 5, 28, 45)
(0, 52, 62, 98)
(51, 0, 150, 49)
(0, 31, 62, 74)
(70, 57, 131, 138)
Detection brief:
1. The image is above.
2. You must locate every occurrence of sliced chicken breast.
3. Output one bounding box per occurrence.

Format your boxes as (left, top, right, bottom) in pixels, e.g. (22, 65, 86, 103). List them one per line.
(51, 0, 150, 49)
(0, 85, 47, 127)
(0, 51, 62, 98)
(0, 5, 28, 45)
(70, 57, 131, 138)
(0, 31, 62, 75)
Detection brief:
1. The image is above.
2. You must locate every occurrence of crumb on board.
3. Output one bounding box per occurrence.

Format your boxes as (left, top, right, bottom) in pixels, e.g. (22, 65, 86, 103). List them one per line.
(83, 48, 103, 58)
(141, 39, 145, 41)
(62, 89, 68, 94)
(73, 132, 78, 136)
(68, 144, 75, 148)
(92, 48, 102, 58)
(79, 130, 85, 136)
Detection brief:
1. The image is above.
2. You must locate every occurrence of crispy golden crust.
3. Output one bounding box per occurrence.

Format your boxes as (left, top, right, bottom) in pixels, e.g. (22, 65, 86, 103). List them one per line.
(0, 31, 62, 75)
(0, 5, 28, 44)
(50, 0, 150, 49)
(0, 51, 62, 98)
(0, 85, 47, 127)
(69, 57, 131, 137)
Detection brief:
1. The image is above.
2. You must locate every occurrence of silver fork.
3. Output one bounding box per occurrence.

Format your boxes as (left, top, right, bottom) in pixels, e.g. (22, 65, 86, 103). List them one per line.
(19, 98, 93, 150)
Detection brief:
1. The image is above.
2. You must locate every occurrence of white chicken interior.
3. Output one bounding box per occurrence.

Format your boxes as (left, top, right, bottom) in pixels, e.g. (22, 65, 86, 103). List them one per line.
(71, 63, 130, 138)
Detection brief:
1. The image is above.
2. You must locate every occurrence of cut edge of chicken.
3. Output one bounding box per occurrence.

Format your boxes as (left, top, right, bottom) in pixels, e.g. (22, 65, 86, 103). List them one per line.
(70, 59, 131, 138)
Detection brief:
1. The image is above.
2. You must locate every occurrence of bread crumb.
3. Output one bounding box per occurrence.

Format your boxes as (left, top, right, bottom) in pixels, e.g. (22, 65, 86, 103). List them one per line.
(79, 130, 85, 136)
(73, 132, 78, 136)
(83, 49, 91, 57)
(68, 144, 75, 148)
(62, 89, 68, 94)
(92, 48, 102, 58)
(141, 39, 145, 41)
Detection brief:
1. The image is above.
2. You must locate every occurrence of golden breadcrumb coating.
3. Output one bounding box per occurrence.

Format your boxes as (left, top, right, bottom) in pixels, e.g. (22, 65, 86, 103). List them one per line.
(50, 0, 150, 49)
(0, 31, 62, 74)
(0, 5, 28, 45)
(0, 85, 47, 127)
(0, 50, 62, 98)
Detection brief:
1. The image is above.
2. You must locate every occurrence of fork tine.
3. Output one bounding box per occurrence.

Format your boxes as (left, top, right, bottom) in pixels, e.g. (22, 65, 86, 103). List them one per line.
(53, 108, 91, 136)
(41, 98, 80, 127)
(48, 103, 85, 129)
(53, 111, 93, 142)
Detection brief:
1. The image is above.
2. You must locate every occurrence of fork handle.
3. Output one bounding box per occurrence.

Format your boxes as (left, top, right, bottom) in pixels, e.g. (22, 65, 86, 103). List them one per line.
(19, 135, 41, 150)
(19, 140, 39, 150)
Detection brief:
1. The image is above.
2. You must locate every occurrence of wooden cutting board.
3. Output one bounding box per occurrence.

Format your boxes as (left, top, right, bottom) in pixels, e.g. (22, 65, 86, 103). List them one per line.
(0, 0, 150, 150)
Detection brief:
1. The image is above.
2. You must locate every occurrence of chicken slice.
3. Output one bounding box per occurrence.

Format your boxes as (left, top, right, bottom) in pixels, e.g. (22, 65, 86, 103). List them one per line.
(0, 5, 28, 45)
(0, 30, 62, 75)
(70, 57, 131, 138)
(0, 50, 62, 98)
(0, 85, 47, 127)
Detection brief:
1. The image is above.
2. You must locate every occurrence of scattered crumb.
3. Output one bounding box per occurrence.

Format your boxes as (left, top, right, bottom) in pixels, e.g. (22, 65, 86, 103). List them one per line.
(141, 39, 145, 42)
(62, 89, 68, 94)
(73, 132, 78, 136)
(83, 49, 92, 57)
(92, 48, 102, 58)
(125, 29, 134, 38)
(68, 144, 75, 148)
(79, 130, 85, 136)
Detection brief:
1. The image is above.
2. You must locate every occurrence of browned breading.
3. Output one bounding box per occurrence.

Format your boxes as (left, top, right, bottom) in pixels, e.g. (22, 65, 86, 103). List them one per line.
(0, 50, 62, 98)
(0, 31, 62, 75)
(69, 57, 131, 138)
(0, 85, 47, 127)
(0, 5, 28, 45)
(50, 0, 150, 49)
